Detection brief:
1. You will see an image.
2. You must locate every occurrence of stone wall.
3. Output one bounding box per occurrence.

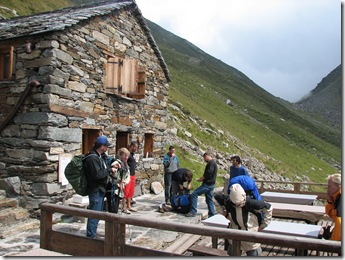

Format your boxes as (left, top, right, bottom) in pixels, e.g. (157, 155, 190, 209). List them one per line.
(0, 9, 169, 210)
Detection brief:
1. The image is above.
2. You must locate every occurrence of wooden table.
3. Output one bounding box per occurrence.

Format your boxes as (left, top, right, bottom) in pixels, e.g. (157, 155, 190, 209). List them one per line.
(261, 191, 317, 205)
(262, 220, 322, 255)
(202, 215, 323, 255)
(270, 202, 330, 223)
(263, 220, 322, 238)
(202, 214, 229, 248)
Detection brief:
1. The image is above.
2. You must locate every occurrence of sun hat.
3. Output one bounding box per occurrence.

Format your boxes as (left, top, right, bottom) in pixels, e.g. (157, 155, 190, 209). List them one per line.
(229, 183, 246, 207)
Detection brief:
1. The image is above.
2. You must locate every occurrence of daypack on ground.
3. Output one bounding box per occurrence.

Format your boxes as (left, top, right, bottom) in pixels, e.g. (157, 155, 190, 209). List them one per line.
(173, 190, 191, 214)
(64, 154, 97, 196)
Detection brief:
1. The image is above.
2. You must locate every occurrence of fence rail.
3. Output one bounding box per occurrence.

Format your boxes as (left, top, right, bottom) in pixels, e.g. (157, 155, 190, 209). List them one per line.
(40, 203, 341, 256)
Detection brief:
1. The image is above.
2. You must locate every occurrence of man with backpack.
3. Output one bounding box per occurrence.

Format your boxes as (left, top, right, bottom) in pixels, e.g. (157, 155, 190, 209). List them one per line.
(83, 136, 117, 239)
(214, 184, 272, 256)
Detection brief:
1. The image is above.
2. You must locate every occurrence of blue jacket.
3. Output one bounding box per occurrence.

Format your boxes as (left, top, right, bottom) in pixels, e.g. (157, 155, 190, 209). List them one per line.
(230, 165, 250, 179)
(227, 175, 261, 201)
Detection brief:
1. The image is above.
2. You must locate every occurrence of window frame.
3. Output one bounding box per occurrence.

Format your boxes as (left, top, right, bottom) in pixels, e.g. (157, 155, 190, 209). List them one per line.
(143, 133, 154, 158)
(0, 46, 14, 81)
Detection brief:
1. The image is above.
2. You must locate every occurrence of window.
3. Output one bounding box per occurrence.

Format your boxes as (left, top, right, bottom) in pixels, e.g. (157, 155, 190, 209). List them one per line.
(116, 131, 129, 154)
(106, 56, 146, 99)
(143, 133, 154, 158)
(0, 47, 14, 81)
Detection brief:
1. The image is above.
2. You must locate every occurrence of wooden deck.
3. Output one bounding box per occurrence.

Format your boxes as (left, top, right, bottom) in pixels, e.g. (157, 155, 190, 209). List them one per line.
(180, 217, 338, 256)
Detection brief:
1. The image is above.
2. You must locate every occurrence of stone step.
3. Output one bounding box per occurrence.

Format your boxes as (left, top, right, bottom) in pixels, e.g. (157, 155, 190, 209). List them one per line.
(0, 197, 18, 209)
(0, 218, 40, 239)
(0, 207, 29, 226)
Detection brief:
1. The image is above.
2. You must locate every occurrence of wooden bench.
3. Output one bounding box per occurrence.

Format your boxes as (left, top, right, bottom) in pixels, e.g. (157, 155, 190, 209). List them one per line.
(187, 245, 228, 256)
(270, 202, 331, 224)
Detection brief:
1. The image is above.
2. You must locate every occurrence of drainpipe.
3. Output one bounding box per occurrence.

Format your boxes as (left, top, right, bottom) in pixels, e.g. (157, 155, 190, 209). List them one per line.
(0, 80, 41, 133)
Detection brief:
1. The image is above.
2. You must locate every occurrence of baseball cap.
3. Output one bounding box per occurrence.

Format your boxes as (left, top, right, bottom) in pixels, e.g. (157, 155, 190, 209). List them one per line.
(97, 136, 110, 146)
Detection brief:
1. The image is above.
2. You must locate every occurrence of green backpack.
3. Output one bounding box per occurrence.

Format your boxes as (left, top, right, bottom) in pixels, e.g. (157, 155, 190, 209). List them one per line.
(64, 154, 97, 196)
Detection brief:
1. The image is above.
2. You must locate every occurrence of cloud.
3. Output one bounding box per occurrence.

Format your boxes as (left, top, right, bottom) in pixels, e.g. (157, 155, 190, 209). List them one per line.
(136, 0, 341, 102)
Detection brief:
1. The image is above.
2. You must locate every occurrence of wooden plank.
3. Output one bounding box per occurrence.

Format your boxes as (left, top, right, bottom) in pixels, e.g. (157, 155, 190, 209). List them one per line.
(124, 245, 181, 256)
(164, 233, 201, 254)
(187, 245, 228, 256)
(164, 233, 193, 253)
(173, 235, 201, 254)
(48, 230, 104, 256)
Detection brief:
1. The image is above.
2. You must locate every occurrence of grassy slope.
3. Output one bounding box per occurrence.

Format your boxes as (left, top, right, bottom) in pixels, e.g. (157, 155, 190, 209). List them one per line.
(0, 0, 73, 17)
(148, 20, 341, 184)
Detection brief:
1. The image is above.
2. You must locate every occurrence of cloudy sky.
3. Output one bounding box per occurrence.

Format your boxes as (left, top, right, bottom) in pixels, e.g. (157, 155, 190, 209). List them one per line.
(135, 0, 341, 102)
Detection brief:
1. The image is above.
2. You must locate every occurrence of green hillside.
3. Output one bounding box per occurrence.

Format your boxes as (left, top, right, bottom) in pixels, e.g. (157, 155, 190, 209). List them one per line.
(0, 0, 341, 185)
(146, 20, 341, 183)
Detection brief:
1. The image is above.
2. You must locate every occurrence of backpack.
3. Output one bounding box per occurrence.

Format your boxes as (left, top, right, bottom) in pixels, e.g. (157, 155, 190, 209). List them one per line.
(64, 154, 97, 196)
(173, 190, 191, 214)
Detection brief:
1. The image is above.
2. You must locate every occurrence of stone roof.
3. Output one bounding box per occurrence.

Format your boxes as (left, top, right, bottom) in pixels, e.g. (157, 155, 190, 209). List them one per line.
(0, 0, 170, 81)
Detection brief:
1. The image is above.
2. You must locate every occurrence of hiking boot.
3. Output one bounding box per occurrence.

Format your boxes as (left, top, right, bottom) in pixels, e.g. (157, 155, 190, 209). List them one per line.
(158, 207, 165, 213)
(162, 205, 171, 212)
(185, 212, 196, 217)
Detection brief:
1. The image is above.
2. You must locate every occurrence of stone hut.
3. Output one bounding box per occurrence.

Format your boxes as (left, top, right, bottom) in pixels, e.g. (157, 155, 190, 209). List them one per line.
(0, 0, 170, 211)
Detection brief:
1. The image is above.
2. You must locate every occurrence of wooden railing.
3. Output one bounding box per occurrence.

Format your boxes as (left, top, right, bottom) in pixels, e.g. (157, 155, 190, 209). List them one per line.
(40, 203, 341, 256)
(223, 176, 328, 200)
(256, 180, 328, 200)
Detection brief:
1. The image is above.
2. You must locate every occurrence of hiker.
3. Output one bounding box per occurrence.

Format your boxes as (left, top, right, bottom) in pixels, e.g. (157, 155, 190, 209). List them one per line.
(214, 184, 272, 256)
(229, 155, 250, 179)
(323, 173, 341, 241)
(84, 135, 117, 239)
(106, 147, 131, 214)
(185, 152, 217, 218)
(163, 145, 180, 205)
(122, 141, 139, 213)
(171, 168, 193, 210)
(227, 174, 262, 200)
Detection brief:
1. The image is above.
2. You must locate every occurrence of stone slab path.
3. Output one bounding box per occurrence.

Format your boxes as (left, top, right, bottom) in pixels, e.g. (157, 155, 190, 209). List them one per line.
(1, 191, 210, 256)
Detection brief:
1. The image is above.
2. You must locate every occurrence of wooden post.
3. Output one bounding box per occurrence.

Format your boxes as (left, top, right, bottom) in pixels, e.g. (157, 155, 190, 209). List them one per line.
(104, 221, 115, 256)
(113, 223, 126, 255)
(232, 240, 241, 256)
(40, 209, 52, 250)
(294, 183, 301, 194)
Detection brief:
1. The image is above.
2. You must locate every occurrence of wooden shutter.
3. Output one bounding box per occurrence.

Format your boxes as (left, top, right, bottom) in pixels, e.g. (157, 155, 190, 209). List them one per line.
(105, 57, 122, 93)
(137, 65, 146, 98)
(122, 58, 138, 95)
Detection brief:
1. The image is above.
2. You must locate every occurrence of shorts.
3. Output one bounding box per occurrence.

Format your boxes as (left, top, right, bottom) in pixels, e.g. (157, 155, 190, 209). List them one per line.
(124, 175, 136, 199)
